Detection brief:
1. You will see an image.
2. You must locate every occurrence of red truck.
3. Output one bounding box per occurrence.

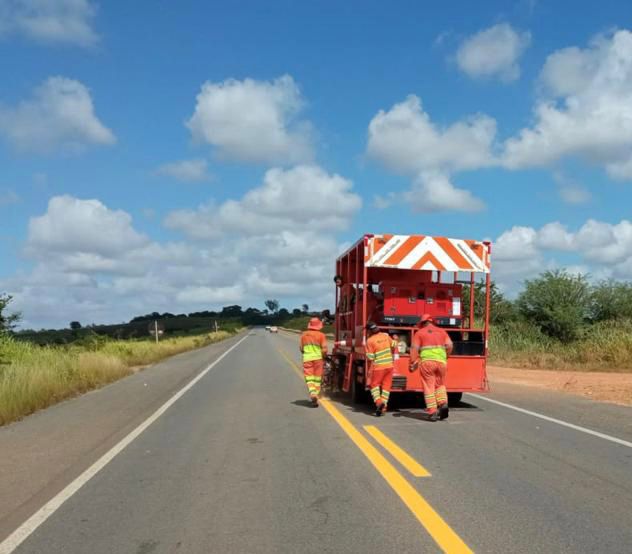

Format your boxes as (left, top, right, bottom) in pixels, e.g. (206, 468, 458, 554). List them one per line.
(332, 233, 492, 404)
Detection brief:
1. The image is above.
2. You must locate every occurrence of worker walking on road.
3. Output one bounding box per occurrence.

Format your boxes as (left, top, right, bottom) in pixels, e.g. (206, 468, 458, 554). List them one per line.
(300, 318, 328, 407)
(366, 322, 397, 417)
(411, 314, 453, 421)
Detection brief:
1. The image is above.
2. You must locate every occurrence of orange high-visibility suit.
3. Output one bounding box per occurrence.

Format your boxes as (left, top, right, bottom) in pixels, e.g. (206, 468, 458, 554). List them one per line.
(366, 332, 397, 410)
(300, 329, 328, 400)
(411, 324, 453, 413)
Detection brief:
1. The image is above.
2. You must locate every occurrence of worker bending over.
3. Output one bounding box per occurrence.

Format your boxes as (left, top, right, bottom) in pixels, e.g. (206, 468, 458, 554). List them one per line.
(365, 322, 397, 417)
(411, 314, 453, 421)
(300, 318, 328, 407)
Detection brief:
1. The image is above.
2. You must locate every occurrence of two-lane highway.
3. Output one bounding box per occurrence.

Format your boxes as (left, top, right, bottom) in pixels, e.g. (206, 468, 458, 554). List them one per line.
(2, 329, 632, 553)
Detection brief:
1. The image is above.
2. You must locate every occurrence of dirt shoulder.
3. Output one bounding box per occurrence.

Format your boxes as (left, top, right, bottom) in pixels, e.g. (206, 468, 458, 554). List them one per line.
(487, 365, 632, 407)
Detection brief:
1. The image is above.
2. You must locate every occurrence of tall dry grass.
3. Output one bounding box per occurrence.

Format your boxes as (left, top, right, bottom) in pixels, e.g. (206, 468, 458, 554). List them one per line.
(0, 331, 234, 426)
(490, 319, 632, 371)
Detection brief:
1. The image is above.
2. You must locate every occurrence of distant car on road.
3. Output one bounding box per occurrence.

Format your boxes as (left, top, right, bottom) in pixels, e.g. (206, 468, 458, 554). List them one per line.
(269, 326, 278, 333)
(265, 325, 271, 331)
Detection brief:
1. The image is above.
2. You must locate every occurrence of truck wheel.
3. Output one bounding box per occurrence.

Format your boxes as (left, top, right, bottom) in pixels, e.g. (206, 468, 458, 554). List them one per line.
(351, 365, 368, 404)
(448, 392, 463, 404)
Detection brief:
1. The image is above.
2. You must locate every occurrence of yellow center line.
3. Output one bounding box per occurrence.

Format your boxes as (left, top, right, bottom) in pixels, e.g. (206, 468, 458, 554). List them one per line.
(364, 425, 431, 478)
(277, 348, 473, 554)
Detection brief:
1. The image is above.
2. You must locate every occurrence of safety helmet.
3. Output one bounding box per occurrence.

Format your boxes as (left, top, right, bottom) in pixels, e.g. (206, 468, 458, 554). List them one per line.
(366, 321, 379, 333)
(419, 313, 433, 325)
(308, 317, 323, 330)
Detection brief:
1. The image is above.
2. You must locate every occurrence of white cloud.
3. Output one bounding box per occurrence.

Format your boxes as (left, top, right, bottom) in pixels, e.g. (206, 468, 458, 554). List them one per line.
(0, 76, 115, 153)
(492, 219, 632, 292)
(186, 75, 313, 165)
(165, 165, 361, 238)
(367, 95, 496, 174)
(456, 23, 531, 82)
(403, 171, 485, 213)
(4, 168, 361, 327)
(155, 159, 211, 183)
(0, 0, 98, 47)
(503, 29, 632, 180)
(27, 195, 148, 259)
(366, 95, 492, 212)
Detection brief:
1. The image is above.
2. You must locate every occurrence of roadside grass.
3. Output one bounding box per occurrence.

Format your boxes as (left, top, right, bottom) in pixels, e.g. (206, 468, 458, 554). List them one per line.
(490, 319, 632, 372)
(0, 330, 235, 426)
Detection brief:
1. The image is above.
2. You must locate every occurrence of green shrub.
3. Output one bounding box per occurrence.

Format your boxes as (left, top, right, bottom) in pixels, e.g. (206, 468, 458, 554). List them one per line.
(517, 270, 591, 342)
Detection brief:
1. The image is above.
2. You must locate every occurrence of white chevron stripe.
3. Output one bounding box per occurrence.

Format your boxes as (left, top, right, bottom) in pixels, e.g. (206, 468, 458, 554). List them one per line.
(368, 235, 407, 266)
(398, 237, 455, 270)
(452, 239, 486, 272)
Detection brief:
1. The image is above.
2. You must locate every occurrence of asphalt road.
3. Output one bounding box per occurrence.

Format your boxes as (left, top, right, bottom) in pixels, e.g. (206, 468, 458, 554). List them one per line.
(1, 329, 632, 553)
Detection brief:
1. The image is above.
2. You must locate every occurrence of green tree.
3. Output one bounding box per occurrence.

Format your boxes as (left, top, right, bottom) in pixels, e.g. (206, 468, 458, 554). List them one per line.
(301, 304, 309, 314)
(0, 294, 21, 333)
(70, 321, 82, 330)
(590, 280, 632, 321)
(264, 299, 279, 314)
(516, 270, 591, 342)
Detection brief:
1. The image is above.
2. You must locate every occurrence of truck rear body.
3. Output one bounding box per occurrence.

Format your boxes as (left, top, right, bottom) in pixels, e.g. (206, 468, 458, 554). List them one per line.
(333, 234, 492, 399)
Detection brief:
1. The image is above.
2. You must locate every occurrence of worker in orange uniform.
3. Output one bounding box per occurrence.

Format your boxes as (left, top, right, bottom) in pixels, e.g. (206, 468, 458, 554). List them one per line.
(410, 314, 453, 421)
(300, 318, 328, 407)
(365, 322, 397, 417)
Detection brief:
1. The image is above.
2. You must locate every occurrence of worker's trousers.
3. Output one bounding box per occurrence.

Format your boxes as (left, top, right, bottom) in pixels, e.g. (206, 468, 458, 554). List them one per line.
(303, 360, 323, 399)
(370, 366, 393, 407)
(420, 360, 447, 413)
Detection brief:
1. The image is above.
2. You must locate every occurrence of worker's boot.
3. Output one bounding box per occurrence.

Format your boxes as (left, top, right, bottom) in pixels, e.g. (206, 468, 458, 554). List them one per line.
(380, 403, 388, 415)
(374, 402, 383, 417)
(311, 396, 319, 407)
(438, 403, 449, 420)
(422, 410, 438, 422)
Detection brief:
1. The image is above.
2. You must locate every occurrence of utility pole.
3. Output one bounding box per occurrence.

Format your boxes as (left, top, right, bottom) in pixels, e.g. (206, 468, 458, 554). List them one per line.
(214, 320, 218, 333)
(154, 320, 159, 344)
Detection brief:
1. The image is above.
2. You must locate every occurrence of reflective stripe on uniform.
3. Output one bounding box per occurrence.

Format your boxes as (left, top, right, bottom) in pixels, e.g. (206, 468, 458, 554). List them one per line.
(302, 343, 323, 362)
(420, 345, 447, 363)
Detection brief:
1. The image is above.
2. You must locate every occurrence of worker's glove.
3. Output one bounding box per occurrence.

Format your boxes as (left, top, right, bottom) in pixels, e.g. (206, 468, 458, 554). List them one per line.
(409, 361, 419, 373)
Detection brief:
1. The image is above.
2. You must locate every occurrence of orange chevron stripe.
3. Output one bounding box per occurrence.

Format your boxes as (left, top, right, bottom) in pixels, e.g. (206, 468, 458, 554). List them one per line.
(369, 234, 392, 260)
(433, 237, 472, 270)
(383, 235, 424, 266)
(411, 251, 446, 271)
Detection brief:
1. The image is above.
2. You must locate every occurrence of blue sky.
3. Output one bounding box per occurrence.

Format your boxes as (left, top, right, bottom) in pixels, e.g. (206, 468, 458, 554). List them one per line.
(1, 0, 632, 328)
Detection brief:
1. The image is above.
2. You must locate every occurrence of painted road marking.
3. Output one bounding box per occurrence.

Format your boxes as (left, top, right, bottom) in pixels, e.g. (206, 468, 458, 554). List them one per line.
(278, 349, 472, 554)
(364, 425, 431, 477)
(469, 393, 632, 449)
(0, 334, 249, 554)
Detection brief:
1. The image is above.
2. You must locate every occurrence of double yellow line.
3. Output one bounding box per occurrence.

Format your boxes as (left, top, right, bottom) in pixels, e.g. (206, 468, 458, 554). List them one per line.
(278, 349, 472, 554)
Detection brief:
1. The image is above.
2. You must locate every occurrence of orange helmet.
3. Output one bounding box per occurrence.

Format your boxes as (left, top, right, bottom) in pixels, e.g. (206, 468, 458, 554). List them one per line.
(308, 317, 323, 330)
(419, 313, 433, 325)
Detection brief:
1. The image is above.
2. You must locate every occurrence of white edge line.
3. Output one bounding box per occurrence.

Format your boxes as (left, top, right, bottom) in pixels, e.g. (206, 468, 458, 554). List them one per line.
(0, 334, 249, 554)
(468, 393, 632, 449)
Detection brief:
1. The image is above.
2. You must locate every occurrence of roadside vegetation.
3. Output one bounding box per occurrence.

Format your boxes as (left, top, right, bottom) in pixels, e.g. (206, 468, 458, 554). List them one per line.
(473, 272, 632, 371)
(0, 330, 235, 426)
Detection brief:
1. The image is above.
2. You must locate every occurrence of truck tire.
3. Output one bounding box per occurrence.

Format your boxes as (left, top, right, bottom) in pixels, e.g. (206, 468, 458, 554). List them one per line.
(351, 364, 369, 404)
(448, 392, 463, 404)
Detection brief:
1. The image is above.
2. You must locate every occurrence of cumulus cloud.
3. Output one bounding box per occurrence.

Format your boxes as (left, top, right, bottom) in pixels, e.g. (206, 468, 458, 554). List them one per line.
(26, 195, 149, 261)
(165, 165, 361, 238)
(4, 166, 361, 327)
(503, 29, 632, 180)
(403, 171, 485, 213)
(368, 95, 496, 174)
(366, 95, 492, 212)
(0, 76, 115, 153)
(186, 75, 313, 165)
(456, 23, 531, 82)
(492, 219, 632, 291)
(155, 159, 211, 183)
(0, 0, 99, 47)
